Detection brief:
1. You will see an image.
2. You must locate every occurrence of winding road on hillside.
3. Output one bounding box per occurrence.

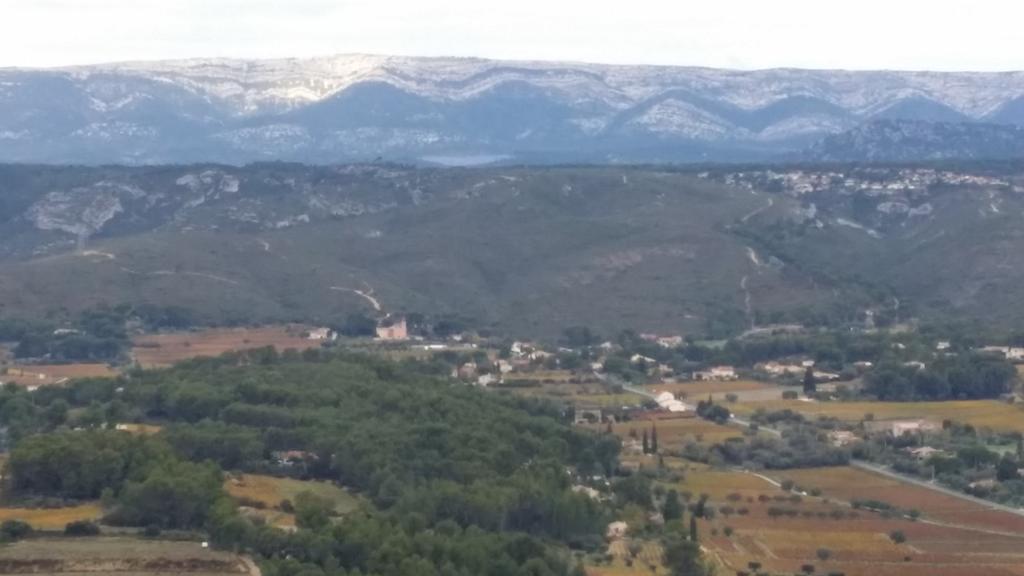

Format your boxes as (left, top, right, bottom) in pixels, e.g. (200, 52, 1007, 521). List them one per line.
(740, 197, 774, 223)
(330, 285, 382, 312)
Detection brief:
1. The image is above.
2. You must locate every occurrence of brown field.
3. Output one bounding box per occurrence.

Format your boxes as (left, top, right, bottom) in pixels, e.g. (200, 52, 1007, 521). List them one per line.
(503, 369, 576, 382)
(0, 502, 103, 530)
(603, 417, 743, 449)
(646, 379, 774, 399)
(131, 325, 320, 368)
(672, 463, 1024, 576)
(225, 474, 360, 529)
(730, 399, 1024, 433)
(774, 466, 1024, 533)
(1, 363, 118, 386)
(0, 536, 253, 575)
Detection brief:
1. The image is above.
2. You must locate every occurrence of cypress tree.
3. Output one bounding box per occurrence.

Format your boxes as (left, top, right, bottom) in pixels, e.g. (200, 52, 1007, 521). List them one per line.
(642, 428, 650, 454)
(651, 425, 659, 453)
(663, 489, 683, 521)
(803, 366, 817, 395)
(689, 515, 699, 542)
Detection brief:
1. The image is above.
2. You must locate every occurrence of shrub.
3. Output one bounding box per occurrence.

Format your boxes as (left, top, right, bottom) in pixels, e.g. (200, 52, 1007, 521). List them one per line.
(65, 520, 101, 536)
(0, 519, 32, 541)
(889, 530, 907, 544)
(142, 524, 161, 538)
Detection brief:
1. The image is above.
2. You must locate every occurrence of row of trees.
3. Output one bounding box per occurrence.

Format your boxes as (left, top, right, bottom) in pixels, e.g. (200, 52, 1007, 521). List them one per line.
(865, 355, 1016, 401)
(0, 304, 198, 361)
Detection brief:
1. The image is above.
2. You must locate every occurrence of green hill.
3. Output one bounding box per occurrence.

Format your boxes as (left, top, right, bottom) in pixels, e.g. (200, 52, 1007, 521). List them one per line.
(2, 162, 1024, 337)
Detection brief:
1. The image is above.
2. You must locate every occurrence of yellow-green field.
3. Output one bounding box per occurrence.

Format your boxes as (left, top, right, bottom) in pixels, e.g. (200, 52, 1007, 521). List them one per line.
(0, 502, 103, 530)
(502, 370, 576, 382)
(647, 379, 773, 398)
(662, 461, 777, 501)
(225, 474, 360, 529)
(587, 417, 743, 451)
(731, 399, 1024, 433)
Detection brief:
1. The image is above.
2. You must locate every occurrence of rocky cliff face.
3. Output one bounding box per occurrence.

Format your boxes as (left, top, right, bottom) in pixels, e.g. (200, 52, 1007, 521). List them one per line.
(3, 55, 1024, 164)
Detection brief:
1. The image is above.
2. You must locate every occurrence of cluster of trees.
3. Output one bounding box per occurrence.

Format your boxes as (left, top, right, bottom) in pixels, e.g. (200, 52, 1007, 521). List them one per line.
(861, 425, 1024, 507)
(0, 349, 633, 575)
(864, 355, 1016, 401)
(686, 432, 850, 470)
(6, 431, 224, 529)
(695, 400, 731, 424)
(0, 304, 198, 362)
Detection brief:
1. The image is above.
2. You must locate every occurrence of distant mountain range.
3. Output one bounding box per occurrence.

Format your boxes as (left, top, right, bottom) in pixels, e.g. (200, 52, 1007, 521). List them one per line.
(805, 119, 1024, 162)
(2, 55, 1024, 164)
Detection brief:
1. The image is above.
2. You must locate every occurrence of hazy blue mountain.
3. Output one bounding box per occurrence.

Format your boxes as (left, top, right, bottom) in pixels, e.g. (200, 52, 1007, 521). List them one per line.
(805, 120, 1024, 162)
(2, 55, 1024, 164)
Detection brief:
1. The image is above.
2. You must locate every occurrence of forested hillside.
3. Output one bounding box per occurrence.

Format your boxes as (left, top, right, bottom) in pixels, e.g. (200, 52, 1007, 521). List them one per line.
(2, 162, 1024, 338)
(1, 349, 624, 575)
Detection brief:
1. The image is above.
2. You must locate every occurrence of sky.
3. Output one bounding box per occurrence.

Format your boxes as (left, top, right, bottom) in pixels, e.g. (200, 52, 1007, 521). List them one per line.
(1, 0, 1021, 71)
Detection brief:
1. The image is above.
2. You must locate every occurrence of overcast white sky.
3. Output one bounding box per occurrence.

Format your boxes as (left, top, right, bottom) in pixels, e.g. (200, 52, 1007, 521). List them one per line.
(1, 0, 1021, 70)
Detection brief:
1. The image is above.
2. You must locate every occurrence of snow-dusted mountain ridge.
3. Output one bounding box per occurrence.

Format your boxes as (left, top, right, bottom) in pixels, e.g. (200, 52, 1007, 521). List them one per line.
(3, 54, 1024, 164)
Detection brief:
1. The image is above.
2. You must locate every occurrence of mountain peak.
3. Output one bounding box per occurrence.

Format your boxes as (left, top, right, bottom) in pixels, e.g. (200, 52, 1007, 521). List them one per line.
(2, 55, 1024, 164)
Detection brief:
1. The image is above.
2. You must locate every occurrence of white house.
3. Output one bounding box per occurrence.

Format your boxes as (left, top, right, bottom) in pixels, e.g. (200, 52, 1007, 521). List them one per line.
(654, 391, 688, 412)
(307, 327, 335, 341)
(606, 521, 628, 540)
(692, 366, 738, 381)
(828, 430, 860, 447)
(631, 354, 658, 365)
(907, 446, 944, 460)
(867, 419, 941, 437)
(980, 346, 1024, 361)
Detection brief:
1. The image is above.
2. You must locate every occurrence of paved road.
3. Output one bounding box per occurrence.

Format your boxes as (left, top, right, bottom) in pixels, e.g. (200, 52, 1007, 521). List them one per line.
(595, 372, 662, 402)
(728, 414, 781, 437)
(599, 372, 1024, 521)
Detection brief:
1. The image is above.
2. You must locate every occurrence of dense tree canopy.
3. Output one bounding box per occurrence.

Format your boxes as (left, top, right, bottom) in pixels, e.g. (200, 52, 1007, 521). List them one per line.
(865, 355, 1016, 401)
(1, 349, 624, 575)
